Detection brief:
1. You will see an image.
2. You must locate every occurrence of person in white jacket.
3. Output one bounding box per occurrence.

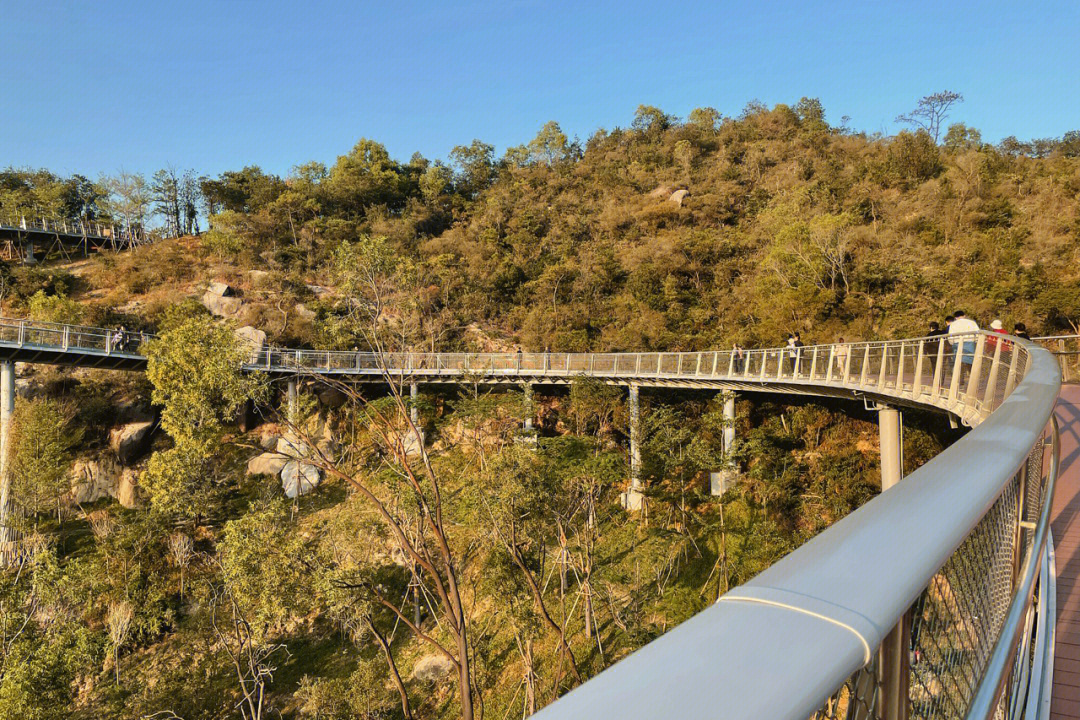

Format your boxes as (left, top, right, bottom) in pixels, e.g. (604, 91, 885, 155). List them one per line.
(947, 310, 981, 379)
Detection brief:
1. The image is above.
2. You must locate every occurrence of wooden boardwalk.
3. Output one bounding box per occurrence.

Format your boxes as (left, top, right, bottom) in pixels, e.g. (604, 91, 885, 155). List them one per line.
(1051, 384, 1080, 718)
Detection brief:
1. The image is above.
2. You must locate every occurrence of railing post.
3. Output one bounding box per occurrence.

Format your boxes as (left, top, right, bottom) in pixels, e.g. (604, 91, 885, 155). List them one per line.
(895, 343, 905, 390)
(859, 345, 870, 386)
(809, 347, 818, 380)
(759, 352, 767, 380)
(63, 326, 69, 350)
(947, 339, 964, 405)
(635, 354, 641, 374)
(982, 340, 1004, 409)
(912, 340, 925, 397)
(964, 334, 987, 403)
(826, 346, 835, 383)
(1002, 347, 1020, 397)
(877, 344, 888, 389)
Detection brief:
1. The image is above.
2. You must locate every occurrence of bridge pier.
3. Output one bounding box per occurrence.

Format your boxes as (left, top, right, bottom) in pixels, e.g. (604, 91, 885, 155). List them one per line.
(709, 392, 738, 495)
(0, 361, 15, 565)
(405, 382, 425, 455)
(876, 403, 909, 720)
(620, 384, 645, 511)
(287, 378, 298, 422)
(523, 382, 534, 432)
(22, 239, 36, 264)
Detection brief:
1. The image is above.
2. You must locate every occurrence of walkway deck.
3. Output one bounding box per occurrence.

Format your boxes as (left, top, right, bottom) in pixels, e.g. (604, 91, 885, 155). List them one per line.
(1051, 384, 1080, 717)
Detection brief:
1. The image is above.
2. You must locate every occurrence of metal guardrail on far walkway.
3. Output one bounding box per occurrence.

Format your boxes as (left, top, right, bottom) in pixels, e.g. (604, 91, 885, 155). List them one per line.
(0, 316, 1064, 719)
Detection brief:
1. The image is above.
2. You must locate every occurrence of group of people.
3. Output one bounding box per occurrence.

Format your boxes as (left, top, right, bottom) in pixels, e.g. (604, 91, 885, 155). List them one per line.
(728, 311, 1033, 376)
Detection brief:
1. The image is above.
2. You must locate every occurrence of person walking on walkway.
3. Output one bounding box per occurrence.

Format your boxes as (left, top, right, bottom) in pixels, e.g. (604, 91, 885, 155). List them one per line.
(1013, 323, 1031, 341)
(834, 337, 849, 376)
(732, 343, 745, 373)
(948, 310, 980, 383)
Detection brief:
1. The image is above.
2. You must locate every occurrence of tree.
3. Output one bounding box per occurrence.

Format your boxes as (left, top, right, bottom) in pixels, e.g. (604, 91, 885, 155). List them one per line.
(687, 107, 721, 131)
(528, 121, 571, 166)
(9, 398, 82, 524)
(142, 309, 267, 521)
(101, 170, 150, 229)
(632, 105, 674, 136)
(943, 123, 983, 152)
(106, 601, 133, 685)
(324, 139, 409, 215)
(895, 90, 963, 143)
(449, 140, 496, 198)
(151, 168, 182, 237)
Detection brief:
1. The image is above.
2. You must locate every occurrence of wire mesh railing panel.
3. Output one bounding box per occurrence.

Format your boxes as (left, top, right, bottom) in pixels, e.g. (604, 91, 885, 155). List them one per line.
(811, 665, 879, 720)
(907, 471, 1019, 719)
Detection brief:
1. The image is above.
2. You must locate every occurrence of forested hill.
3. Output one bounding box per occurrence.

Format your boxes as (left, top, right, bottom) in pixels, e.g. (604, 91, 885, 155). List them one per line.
(0, 101, 1076, 720)
(3, 100, 1080, 350)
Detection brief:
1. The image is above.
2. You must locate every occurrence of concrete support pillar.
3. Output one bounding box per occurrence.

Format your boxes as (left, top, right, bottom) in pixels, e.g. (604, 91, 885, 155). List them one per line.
(621, 384, 645, 511)
(23, 239, 36, 264)
(0, 361, 15, 564)
(405, 383, 425, 456)
(710, 392, 739, 495)
(876, 403, 909, 720)
(410, 382, 419, 425)
(287, 378, 298, 423)
(878, 405, 903, 491)
(523, 383, 534, 432)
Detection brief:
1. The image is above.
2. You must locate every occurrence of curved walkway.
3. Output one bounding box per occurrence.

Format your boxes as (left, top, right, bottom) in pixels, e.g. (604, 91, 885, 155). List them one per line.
(1053, 384, 1080, 717)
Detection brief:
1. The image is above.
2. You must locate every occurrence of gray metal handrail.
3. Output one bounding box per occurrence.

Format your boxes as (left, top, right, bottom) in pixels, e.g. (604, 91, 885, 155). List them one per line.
(964, 414, 1059, 719)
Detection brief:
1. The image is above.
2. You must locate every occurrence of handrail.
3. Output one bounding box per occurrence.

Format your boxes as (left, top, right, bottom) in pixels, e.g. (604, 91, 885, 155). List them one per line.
(965, 414, 1058, 719)
(0, 215, 148, 241)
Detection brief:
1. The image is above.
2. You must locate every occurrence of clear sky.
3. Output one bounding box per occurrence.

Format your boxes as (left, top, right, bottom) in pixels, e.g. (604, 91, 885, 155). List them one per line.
(3, 0, 1078, 179)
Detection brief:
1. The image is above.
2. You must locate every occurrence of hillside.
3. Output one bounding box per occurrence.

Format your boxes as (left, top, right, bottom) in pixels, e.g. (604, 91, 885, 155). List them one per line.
(0, 100, 1076, 719)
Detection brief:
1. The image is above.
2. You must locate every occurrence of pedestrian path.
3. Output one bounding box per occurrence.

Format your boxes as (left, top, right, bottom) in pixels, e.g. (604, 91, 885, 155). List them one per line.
(1051, 384, 1080, 717)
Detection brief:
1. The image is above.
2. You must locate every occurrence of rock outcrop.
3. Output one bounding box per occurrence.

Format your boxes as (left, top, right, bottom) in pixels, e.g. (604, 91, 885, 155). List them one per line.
(201, 282, 243, 318)
(235, 326, 267, 355)
(69, 457, 122, 504)
(109, 420, 155, 465)
(669, 188, 689, 206)
(117, 469, 143, 508)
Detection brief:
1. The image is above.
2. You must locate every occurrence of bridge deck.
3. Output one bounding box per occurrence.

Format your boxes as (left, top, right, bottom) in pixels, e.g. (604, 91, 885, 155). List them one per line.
(1052, 384, 1080, 717)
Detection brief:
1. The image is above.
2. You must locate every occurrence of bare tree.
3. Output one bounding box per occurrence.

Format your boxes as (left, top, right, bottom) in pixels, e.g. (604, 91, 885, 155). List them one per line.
(168, 532, 194, 600)
(896, 91, 963, 143)
(101, 170, 150, 229)
(209, 585, 288, 720)
(107, 601, 134, 686)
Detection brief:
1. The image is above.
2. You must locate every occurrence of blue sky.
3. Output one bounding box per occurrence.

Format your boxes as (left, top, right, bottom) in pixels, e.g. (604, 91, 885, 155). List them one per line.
(3, 0, 1078, 179)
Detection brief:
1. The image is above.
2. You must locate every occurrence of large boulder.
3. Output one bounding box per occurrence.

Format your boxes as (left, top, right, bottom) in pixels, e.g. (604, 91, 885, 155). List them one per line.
(247, 452, 288, 477)
(280, 460, 321, 498)
(109, 420, 155, 465)
(669, 188, 689, 206)
(276, 436, 307, 459)
(207, 281, 234, 297)
(235, 326, 267, 356)
(201, 291, 243, 318)
(69, 457, 122, 504)
(294, 303, 316, 321)
(413, 654, 455, 683)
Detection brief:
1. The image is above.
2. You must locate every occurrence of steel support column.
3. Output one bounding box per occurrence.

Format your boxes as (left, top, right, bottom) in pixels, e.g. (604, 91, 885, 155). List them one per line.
(621, 384, 645, 511)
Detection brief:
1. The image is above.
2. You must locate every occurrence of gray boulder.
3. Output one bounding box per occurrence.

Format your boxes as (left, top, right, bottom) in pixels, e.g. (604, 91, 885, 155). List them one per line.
(281, 460, 321, 498)
(247, 452, 288, 477)
(207, 281, 234, 296)
(201, 291, 243, 318)
(669, 189, 689, 206)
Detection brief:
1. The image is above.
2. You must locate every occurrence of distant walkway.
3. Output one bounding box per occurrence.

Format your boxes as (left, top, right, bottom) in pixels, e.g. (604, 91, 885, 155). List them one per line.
(1051, 384, 1080, 717)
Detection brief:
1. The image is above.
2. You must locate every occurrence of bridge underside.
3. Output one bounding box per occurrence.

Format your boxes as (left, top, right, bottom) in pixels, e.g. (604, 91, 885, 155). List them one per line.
(0, 228, 144, 261)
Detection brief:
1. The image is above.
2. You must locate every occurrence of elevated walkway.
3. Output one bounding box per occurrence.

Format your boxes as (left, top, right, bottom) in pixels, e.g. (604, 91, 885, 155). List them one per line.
(0, 216, 152, 262)
(1052, 384, 1080, 717)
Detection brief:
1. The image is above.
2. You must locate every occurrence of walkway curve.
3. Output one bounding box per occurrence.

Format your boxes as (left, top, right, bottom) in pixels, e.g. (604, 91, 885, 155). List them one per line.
(0, 315, 1062, 719)
(0, 317, 1034, 427)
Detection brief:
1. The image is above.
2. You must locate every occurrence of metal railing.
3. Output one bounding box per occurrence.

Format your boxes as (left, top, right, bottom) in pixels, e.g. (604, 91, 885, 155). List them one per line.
(0, 215, 149, 242)
(1034, 335, 1080, 383)
(0, 318, 1063, 717)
